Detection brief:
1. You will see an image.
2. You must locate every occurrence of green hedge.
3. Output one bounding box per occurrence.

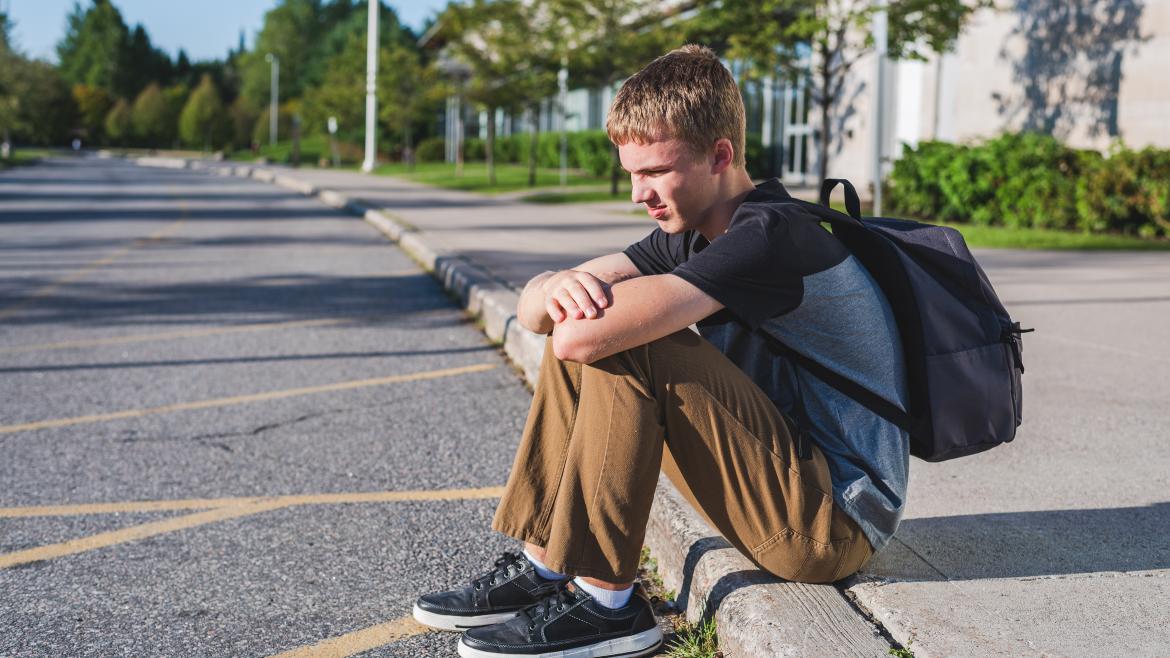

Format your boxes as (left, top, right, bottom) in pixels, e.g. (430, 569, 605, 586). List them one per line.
(425, 129, 776, 181)
(888, 133, 1170, 236)
(415, 136, 446, 163)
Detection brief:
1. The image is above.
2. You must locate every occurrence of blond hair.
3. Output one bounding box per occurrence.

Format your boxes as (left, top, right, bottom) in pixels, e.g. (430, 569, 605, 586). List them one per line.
(606, 44, 746, 168)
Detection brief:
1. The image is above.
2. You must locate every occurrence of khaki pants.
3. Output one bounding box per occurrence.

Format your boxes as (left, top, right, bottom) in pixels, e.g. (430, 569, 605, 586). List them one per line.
(492, 329, 873, 584)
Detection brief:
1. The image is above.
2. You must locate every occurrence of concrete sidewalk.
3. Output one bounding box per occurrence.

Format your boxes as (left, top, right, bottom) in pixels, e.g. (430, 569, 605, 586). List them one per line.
(134, 156, 1170, 658)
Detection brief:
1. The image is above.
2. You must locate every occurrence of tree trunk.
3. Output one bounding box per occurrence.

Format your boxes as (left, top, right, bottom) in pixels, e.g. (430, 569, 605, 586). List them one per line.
(817, 43, 832, 190)
(486, 105, 496, 187)
(609, 143, 621, 197)
(404, 124, 414, 172)
(527, 104, 539, 188)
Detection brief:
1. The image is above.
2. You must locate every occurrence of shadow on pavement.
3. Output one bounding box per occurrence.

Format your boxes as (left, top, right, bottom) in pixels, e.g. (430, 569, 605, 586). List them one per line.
(866, 502, 1170, 581)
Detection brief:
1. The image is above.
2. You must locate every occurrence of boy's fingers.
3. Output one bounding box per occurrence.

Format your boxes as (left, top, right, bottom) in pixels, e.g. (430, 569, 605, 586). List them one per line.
(577, 275, 609, 308)
(546, 298, 566, 322)
(554, 289, 584, 319)
(565, 282, 598, 318)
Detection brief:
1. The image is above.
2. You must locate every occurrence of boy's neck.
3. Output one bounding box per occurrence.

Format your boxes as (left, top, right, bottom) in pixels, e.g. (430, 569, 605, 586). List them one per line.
(697, 169, 758, 242)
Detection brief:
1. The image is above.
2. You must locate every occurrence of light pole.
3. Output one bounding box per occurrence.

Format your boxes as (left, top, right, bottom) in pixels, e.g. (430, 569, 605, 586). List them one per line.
(361, 0, 379, 173)
(871, 1, 888, 217)
(558, 61, 569, 188)
(265, 53, 279, 147)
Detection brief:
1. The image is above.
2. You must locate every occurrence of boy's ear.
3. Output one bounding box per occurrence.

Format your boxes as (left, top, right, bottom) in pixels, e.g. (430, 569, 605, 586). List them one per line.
(710, 138, 735, 175)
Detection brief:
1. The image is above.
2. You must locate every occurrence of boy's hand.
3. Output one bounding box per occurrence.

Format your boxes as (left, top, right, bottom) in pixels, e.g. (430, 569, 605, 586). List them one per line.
(542, 269, 612, 322)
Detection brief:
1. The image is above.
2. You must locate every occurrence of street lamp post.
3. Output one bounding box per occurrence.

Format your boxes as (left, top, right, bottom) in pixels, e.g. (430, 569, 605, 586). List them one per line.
(361, 0, 379, 173)
(558, 61, 569, 188)
(265, 53, 279, 147)
(871, 1, 888, 217)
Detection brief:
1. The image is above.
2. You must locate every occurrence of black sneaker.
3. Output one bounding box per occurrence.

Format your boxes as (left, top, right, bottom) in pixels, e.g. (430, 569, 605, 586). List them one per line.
(412, 550, 565, 631)
(457, 580, 663, 658)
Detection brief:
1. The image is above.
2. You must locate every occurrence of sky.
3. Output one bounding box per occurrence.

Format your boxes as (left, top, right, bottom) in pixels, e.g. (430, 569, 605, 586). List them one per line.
(2, 0, 450, 62)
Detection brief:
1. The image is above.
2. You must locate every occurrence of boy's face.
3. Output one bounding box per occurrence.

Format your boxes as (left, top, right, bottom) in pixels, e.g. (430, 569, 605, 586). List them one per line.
(619, 137, 718, 235)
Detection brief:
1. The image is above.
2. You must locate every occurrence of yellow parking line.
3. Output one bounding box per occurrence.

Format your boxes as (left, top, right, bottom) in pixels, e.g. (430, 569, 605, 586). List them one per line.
(0, 500, 288, 570)
(0, 486, 508, 518)
(0, 362, 498, 435)
(0, 217, 186, 322)
(0, 317, 346, 355)
(269, 615, 432, 658)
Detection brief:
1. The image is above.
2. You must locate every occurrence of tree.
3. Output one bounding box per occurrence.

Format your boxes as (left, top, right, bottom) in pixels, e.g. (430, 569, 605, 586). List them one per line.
(57, 0, 132, 96)
(72, 84, 113, 142)
(688, 0, 989, 188)
(546, 0, 678, 194)
(228, 96, 258, 151)
(238, 0, 335, 111)
(179, 75, 226, 150)
(1, 59, 76, 146)
(104, 98, 132, 144)
(378, 41, 436, 168)
(131, 83, 174, 146)
(301, 30, 367, 144)
(123, 24, 174, 96)
(438, 0, 559, 186)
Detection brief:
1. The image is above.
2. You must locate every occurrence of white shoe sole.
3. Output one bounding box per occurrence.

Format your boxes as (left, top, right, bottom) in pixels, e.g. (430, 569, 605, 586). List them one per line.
(457, 627, 664, 658)
(412, 604, 519, 631)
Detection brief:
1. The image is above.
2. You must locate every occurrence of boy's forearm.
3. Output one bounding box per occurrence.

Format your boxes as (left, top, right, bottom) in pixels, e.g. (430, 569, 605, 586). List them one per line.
(517, 270, 557, 335)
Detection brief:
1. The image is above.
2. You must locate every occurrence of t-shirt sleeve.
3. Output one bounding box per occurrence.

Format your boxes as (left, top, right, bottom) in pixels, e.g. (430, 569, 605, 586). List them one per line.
(622, 228, 688, 276)
(672, 206, 808, 330)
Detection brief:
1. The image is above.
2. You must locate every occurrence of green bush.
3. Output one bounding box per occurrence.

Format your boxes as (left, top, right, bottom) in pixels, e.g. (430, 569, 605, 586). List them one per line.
(456, 130, 615, 177)
(1075, 146, 1170, 236)
(464, 137, 485, 161)
(415, 136, 446, 163)
(744, 132, 768, 179)
(888, 132, 1170, 236)
(571, 131, 616, 177)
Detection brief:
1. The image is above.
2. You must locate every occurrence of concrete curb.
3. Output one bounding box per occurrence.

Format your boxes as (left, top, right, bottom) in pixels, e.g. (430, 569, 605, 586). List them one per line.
(132, 156, 897, 657)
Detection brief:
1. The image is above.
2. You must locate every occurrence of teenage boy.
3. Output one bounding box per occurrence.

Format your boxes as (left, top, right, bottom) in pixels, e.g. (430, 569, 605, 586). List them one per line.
(413, 44, 909, 658)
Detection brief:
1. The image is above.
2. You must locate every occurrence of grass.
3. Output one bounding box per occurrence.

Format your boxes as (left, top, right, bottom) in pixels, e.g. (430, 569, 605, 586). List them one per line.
(230, 135, 336, 165)
(231, 140, 620, 196)
(888, 639, 916, 657)
(636, 547, 723, 658)
(370, 161, 610, 194)
(522, 188, 630, 204)
(665, 618, 721, 658)
(938, 222, 1170, 250)
(0, 148, 54, 169)
(821, 201, 1170, 251)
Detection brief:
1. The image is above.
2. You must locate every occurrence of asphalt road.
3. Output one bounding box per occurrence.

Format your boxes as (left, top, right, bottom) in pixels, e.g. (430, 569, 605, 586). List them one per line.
(0, 156, 534, 657)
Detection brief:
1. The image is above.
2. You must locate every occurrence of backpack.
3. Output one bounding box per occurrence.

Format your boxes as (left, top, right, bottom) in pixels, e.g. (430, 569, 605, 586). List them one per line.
(758, 178, 1032, 462)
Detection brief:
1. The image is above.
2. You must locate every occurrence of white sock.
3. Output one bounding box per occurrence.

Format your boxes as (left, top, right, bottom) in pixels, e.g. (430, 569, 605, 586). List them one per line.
(572, 577, 633, 609)
(523, 548, 567, 581)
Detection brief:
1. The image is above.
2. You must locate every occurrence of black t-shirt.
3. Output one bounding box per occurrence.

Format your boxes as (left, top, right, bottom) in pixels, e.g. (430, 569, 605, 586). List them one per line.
(623, 178, 849, 329)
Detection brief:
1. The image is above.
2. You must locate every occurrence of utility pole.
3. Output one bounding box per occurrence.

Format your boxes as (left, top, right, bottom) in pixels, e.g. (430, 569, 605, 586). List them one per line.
(558, 60, 569, 188)
(871, 1, 888, 217)
(265, 53, 279, 147)
(361, 0, 379, 173)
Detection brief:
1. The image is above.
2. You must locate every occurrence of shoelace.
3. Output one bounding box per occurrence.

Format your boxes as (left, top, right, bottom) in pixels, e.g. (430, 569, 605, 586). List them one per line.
(471, 550, 525, 591)
(521, 582, 579, 629)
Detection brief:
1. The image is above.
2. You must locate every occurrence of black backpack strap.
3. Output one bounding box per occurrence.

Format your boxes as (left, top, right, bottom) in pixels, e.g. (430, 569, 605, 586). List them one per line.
(820, 179, 863, 220)
(754, 328, 917, 435)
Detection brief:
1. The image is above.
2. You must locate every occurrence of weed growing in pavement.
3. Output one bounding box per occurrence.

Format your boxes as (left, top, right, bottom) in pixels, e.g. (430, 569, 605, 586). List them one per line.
(888, 639, 916, 657)
(664, 617, 721, 658)
(637, 546, 676, 603)
(637, 547, 724, 657)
